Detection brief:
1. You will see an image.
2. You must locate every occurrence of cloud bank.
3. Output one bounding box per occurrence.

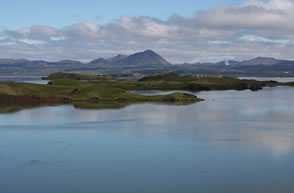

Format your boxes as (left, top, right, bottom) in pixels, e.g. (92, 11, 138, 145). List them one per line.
(1, 0, 294, 63)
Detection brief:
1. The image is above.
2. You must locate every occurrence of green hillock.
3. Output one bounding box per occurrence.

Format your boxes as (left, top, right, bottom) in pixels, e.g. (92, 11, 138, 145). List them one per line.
(0, 79, 203, 108)
(42, 72, 113, 81)
(1, 72, 293, 113)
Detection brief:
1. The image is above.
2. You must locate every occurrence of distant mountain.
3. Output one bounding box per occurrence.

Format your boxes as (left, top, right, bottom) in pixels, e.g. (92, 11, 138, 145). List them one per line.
(0, 58, 82, 66)
(89, 50, 170, 66)
(237, 57, 284, 66)
(0, 58, 31, 65)
(215, 60, 239, 66)
(88, 58, 108, 65)
(107, 54, 128, 63)
(0, 53, 294, 76)
(180, 57, 287, 67)
(89, 55, 128, 65)
(58, 60, 83, 65)
(180, 62, 213, 66)
(116, 50, 170, 66)
(179, 60, 239, 66)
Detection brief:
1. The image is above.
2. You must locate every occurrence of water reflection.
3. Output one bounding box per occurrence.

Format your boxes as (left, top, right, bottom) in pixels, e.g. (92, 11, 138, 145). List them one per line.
(1, 86, 294, 193)
(1, 86, 294, 155)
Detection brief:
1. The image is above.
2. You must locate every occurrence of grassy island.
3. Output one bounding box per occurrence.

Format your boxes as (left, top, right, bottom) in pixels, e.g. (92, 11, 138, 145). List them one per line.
(1, 72, 293, 113)
(42, 72, 139, 81)
(0, 74, 203, 113)
(56, 72, 291, 92)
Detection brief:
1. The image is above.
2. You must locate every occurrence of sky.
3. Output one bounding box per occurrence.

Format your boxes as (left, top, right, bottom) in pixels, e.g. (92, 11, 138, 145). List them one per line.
(0, 0, 293, 63)
(0, 0, 247, 29)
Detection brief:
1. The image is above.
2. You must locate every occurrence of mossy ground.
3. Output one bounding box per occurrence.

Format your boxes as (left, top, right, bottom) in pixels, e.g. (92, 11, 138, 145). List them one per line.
(43, 72, 113, 81)
(83, 73, 284, 92)
(0, 76, 203, 113)
(1, 72, 293, 113)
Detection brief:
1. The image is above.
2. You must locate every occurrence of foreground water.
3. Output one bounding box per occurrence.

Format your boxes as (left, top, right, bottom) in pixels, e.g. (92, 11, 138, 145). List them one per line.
(1, 86, 294, 193)
(1, 78, 294, 193)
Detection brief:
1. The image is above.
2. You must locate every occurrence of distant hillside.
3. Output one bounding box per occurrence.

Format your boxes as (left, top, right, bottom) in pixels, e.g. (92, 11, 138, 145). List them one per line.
(179, 57, 284, 67)
(89, 54, 128, 65)
(0, 53, 294, 76)
(115, 50, 170, 66)
(89, 50, 170, 66)
(215, 60, 239, 66)
(107, 54, 128, 64)
(237, 57, 285, 66)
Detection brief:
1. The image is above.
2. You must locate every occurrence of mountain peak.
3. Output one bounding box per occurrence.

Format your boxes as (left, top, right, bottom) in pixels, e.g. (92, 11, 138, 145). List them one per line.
(254, 56, 276, 60)
(88, 50, 170, 66)
(116, 50, 170, 66)
(143, 50, 156, 54)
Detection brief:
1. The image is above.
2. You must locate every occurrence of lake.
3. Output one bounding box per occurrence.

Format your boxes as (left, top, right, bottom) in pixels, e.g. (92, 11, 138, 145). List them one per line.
(0, 76, 48, 84)
(1, 76, 294, 85)
(239, 76, 294, 83)
(0, 78, 294, 193)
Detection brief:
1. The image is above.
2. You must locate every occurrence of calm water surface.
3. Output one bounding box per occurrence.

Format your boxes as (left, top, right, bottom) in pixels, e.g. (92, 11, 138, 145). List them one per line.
(0, 76, 48, 84)
(0, 79, 294, 193)
(239, 76, 294, 83)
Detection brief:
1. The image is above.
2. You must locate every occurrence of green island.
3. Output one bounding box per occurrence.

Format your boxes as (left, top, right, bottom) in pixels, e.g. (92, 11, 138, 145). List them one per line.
(42, 72, 140, 81)
(1, 72, 294, 113)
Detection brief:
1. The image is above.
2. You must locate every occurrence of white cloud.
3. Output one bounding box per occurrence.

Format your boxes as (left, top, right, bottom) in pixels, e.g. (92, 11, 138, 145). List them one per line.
(4, 25, 57, 41)
(63, 22, 105, 40)
(117, 16, 177, 38)
(194, 0, 294, 39)
(1, 0, 294, 63)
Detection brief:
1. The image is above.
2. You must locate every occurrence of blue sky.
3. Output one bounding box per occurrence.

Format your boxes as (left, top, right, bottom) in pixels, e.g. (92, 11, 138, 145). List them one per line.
(1, 0, 247, 29)
(0, 0, 293, 62)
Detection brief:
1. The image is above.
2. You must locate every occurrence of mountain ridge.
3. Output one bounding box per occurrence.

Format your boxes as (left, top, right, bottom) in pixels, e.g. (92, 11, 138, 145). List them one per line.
(1, 54, 292, 67)
(88, 50, 170, 66)
(0, 52, 294, 76)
